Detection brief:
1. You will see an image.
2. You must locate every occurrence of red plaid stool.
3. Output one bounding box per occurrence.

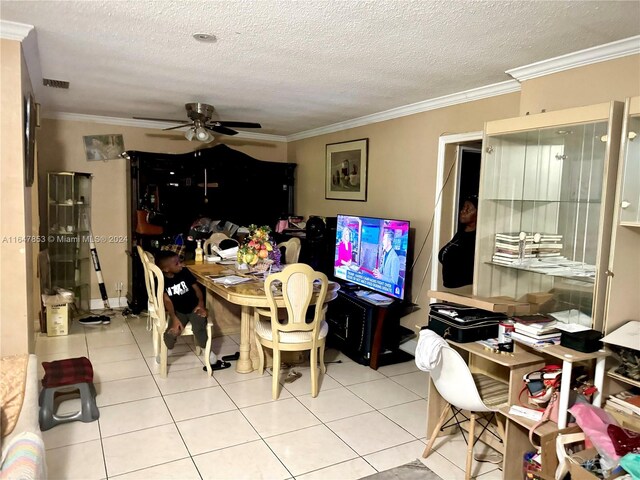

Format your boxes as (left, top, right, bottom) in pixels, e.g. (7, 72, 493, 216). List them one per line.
(38, 356, 99, 431)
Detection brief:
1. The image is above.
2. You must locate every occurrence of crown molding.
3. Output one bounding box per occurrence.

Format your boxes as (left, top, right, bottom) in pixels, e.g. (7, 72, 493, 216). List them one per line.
(0, 20, 34, 41)
(43, 112, 288, 142)
(507, 35, 640, 82)
(286, 80, 520, 142)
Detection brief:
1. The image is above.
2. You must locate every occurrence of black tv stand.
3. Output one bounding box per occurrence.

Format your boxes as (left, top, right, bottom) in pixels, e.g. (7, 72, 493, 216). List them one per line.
(326, 289, 418, 369)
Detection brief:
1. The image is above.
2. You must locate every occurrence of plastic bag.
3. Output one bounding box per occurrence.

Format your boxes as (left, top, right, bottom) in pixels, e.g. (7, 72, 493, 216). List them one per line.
(42, 288, 74, 306)
(569, 402, 620, 470)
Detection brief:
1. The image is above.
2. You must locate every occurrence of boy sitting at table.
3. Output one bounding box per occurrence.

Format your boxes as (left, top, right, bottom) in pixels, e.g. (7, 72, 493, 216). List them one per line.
(155, 251, 230, 370)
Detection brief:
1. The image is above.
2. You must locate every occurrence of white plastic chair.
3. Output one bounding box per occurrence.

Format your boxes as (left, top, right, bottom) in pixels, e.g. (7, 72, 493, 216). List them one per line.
(276, 237, 301, 264)
(203, 232, 230, 256)
(254, 263, 328, 399)
(422, 344, 509, 480)
(145, 259, 214, 377)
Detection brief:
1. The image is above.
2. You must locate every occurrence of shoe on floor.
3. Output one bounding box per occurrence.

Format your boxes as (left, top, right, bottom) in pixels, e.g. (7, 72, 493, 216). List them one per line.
(79, 316, 103, 326)
(163, 331, 177, 350)
(474, 452, 502, 464)
(222, 352, 240, 362)
(100, 315, 111, 325)
(202, 360, 231, 372)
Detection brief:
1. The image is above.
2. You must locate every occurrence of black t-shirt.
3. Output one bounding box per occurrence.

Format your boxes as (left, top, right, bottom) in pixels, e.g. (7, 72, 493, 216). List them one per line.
(438, 229, 476, 288)
(163, 268, 199, 314)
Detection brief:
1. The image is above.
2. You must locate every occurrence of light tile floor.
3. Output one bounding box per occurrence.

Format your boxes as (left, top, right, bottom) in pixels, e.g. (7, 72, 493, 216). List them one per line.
(36, 312, 502, 479)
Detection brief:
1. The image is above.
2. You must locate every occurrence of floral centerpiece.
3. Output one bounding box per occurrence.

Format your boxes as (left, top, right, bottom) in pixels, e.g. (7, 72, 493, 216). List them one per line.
(237, 225, 281, 270)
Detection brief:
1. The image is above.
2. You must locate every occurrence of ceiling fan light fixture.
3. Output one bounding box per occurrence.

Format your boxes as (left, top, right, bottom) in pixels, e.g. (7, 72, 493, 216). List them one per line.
(195, 126, 212, 142)
(185, 128, 195, 141)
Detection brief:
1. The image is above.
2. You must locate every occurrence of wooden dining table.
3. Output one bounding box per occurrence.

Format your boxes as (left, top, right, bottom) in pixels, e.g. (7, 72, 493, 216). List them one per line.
(188, 262, 340, 373)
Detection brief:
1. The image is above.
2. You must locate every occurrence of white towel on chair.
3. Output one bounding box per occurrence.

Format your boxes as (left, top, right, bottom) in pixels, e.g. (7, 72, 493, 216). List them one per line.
(414, 329, 447, 372)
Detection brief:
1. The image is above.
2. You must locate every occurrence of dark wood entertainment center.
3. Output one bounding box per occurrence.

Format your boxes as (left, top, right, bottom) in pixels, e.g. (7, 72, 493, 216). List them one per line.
(326, 288, 417, 369)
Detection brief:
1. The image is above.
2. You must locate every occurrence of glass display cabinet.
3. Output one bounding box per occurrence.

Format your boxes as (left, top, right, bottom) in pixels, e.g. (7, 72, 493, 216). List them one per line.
(474, 102, 624, 332)
(619, 96, 640, 226)
(47, 172, 92, 311)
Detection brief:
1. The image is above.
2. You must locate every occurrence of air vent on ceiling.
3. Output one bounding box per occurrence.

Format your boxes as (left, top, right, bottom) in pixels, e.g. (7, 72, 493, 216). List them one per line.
(42, 78, 70, 89)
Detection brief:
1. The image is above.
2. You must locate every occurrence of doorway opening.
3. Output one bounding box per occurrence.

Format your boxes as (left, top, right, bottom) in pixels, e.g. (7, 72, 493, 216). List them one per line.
(430, 133, 483, 294)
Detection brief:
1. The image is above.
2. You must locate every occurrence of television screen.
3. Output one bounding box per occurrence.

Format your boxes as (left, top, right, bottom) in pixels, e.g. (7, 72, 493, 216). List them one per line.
(334, 214, 410, 300)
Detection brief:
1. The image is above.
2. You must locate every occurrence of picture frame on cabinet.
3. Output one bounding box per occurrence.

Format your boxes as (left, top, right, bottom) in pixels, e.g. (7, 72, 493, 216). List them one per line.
(325, 138, 368, 201)
(83, 134, 125, 161)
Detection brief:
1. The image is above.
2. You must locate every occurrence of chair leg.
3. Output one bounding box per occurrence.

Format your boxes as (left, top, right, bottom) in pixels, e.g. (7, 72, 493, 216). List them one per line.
(195, 345, 202, 356)
(423, 403, 451, 458)
(465, 413, 477, 480)
(272, 348, 281, 400)
(152, 324, 160, 359)
(319, 342, 326, 374)
(204, 324, 213, 377)
(160, 339, 168, 378)
(310, 345, 319, 397)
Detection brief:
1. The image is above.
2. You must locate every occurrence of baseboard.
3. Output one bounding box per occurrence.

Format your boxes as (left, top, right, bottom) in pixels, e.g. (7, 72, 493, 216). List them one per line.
(90, 297, 128, 310)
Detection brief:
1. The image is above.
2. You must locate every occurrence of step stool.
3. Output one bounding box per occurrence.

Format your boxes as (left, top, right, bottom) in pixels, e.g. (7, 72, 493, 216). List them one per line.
(38, 356, 99, 431)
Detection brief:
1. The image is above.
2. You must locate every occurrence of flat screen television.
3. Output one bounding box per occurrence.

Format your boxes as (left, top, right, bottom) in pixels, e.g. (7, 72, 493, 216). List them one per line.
(333, 214, 410, 300)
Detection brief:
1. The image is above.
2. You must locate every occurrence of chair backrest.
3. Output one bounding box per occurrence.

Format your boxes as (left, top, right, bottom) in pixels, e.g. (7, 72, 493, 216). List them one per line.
(277, 237, 301, 264)
(136, 245, 155, 302)
(430, 345, 491, 412)
(264, 263, 328, 338)
(203, 232, 230, 256)
(145, 261, 167, 329)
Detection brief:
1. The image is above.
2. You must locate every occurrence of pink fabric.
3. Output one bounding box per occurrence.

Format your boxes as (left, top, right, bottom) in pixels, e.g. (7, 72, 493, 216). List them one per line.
(569, 402, 620, 462)
(336, 242, 352, 266)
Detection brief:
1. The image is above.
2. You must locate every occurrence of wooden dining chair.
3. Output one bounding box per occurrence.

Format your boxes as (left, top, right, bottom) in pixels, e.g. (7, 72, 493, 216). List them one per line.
(276, 237, 301, 264)
(145, 259, 214, 377)
(254, 263, 329, 399)
(136, 245, 160, 356)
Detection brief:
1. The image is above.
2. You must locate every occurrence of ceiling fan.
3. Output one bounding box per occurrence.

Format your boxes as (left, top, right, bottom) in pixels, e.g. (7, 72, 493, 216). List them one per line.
(134, 103, 261, 142)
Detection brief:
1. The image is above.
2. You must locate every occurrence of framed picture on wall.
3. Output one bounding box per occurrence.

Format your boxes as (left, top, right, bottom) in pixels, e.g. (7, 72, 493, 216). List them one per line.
(83, 134, 125, 161)
(325, 138, 368, 201)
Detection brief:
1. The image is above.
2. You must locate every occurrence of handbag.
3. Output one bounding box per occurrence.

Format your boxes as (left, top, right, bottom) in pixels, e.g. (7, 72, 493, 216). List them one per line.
(146, 209, 167, 226)
(135, 210, 163, 235)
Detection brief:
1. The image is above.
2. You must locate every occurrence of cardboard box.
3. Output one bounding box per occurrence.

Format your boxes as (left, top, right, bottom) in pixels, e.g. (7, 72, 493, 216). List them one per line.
(568, 448, 625, 480)
(46, 303, 69, 336)
(527, 292, 554, 305)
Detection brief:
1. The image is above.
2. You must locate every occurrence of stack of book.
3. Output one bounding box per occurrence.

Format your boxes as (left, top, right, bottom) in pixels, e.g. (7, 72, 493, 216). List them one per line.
(605, 389, 640, 418)
(492, 232, 563, 265)
(511, 314, 561, 347)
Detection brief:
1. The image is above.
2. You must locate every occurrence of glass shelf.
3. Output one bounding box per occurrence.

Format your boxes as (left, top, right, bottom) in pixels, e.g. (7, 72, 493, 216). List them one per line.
(47, 172, 92, 312)
(475, 102, 624, 332)
(486, 198, 602, 204)
(485, 261, 596, 284)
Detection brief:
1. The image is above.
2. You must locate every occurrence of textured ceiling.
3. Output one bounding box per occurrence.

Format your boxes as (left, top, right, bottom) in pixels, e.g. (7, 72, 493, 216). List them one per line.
(1, 1, 639, 136)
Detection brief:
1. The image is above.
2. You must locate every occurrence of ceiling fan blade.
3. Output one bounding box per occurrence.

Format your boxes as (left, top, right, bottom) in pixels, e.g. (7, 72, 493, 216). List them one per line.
(207, 125, 239, 136)
(133, 116, 187, 123)
(216, 121, 262, 129)
(163, 123, 193, 131)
